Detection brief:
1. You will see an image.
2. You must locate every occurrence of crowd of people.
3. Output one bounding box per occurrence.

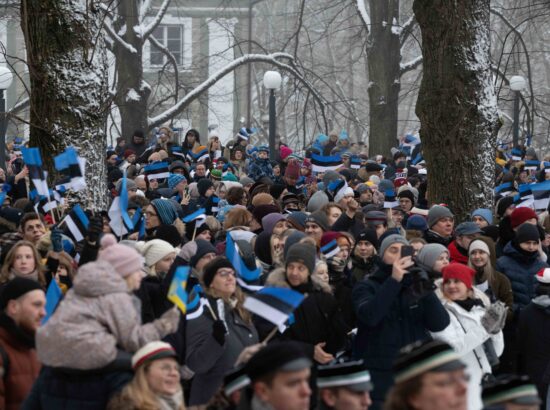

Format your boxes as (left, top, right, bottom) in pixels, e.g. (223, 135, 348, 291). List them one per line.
(1, 126, 550, 410)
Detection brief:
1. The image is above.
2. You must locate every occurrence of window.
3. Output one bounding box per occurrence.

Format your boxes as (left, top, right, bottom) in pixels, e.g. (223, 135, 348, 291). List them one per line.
(150, 25, 183, 66)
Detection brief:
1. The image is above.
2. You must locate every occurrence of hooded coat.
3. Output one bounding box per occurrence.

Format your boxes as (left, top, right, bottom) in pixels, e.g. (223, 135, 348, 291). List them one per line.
(352, 261, 450, 409)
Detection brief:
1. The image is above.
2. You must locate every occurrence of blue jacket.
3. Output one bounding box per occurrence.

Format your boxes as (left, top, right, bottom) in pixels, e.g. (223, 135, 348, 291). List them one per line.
(496, 241, 547, 313)
(248, 158, 273, 180)
(352, 262, 449, 409)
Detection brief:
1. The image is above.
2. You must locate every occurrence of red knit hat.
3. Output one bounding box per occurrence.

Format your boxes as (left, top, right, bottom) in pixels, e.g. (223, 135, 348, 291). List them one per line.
(510, 207, 538, 229)
(280, 145, 293, 160)
(285, 159, 300, 178)
(321, 231, 343, 248)
(123, 149, 136, 159)
(442, 263, 475, 289)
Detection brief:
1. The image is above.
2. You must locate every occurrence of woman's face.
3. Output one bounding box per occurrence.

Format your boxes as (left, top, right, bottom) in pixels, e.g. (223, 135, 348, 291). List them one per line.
(286, 262, 310, 287)
(218, 187, 227, 199)
(210, 268, 236, 298)
(125, 270, 143, 291)
(272, 220, 290, 236)
(442, 278, 469, 301)
(273, 165, 281, 176)
(469, 249, 488, 268)
(327, 206, 342, 227)
(55, 265, 68, 283)
(13, 246, 36, 275)
(145, 357, 181, 396)
(432, 252, 450, 273)
(314, 263, 329, 284)
(154, 252, 176, 274)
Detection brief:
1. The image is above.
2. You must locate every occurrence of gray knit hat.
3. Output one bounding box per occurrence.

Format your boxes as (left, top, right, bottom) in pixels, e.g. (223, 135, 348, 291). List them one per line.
(427, 205, 454, 228)
(285, 243, 316, 275)
(379, 234, 409, 258)
(307, 191, 330, 213)
(416, 244, 449, 272)
(305, 210, 330, 232)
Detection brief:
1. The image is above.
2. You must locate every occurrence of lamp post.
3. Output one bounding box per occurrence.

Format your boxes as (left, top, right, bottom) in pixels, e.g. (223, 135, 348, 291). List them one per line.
(263, 71, 282, 162)
(0, 67, 13, 172)
(509, 75, 526, 148)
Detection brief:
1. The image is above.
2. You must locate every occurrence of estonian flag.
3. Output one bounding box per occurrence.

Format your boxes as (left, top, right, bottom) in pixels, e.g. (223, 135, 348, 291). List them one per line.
(54, 147, 86, 191)
(22, 147, 49, 197)
(321, 239, 340, 259)
(531, 180, 550, 210)
(42, 279, 62, 324)
(205, 195, 219, 215)
(34, 195, 57, 215)
(182, 208, 207, 224)
(171, 146, 186, 160)
(131, 208, 146, 240)
(311, 153, 343, 173)
(226, 232, 261, 283)
(514, 184, 534, 208)
(144, 161, 170, 180)
(243, 287, 305, 326)
(168, 266, 190, 314)
(350, 156, 362, 169)
(511, 147, 523, 161)
(544, 162, 550, 174)
(63, 204, 89, 242)
(495, 182, 514, 198)
(384, 190, 399, 209)
(524, 160, 541, 171)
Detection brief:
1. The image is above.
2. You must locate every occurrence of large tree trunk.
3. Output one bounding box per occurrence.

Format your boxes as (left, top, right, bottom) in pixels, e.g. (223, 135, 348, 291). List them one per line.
(21, 0, 109, 210)
(367, 0, 401, 156)
(413, 0, 499, 220)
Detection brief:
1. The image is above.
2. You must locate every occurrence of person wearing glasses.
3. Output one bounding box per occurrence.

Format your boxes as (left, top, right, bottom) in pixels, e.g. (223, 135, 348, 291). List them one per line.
(185, 257, 260, 407)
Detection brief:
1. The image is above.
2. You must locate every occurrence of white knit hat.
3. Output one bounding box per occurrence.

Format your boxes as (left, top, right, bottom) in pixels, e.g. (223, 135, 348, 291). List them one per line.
(132, 341, 177, 369)
(536, 268, 550, 284)
(137, 239, 176, 267)
(468, 239, 490, 256)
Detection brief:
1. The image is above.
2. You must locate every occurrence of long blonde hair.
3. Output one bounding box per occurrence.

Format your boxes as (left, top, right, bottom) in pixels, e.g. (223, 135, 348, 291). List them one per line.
(206, 285, 252, 325)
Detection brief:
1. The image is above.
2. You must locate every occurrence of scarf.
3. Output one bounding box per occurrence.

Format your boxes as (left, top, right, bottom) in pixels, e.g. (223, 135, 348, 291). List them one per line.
(454, 297, 484, 312)
(9, 268, 39, 282)
(157, 391, 184, 410)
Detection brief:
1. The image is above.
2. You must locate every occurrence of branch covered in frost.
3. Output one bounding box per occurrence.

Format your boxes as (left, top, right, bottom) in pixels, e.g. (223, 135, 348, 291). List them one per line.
(8, 98, 29, 114)
(139, 0, 153, 21)
(102, 18, 137, 54)
(141, 0, 171, 40)
(355, 0, 370, 33)
(148, 35, 179, 103)
(400, 15, 416, 46)
(400, 54, 422, 74)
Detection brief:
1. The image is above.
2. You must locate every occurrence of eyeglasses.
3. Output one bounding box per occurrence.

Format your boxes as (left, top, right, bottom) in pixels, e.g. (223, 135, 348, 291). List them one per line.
(216, 269, 236, 277)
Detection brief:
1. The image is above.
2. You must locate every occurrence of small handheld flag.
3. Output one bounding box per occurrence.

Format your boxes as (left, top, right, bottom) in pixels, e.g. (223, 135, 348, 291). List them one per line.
(243, 287, 305, 326)
(42, 279, 63, 324)
(168, 266, 190, 314)
(62, 204, 90, 242)
(226, 233, 261, 283)
(22, 147, 49, 197)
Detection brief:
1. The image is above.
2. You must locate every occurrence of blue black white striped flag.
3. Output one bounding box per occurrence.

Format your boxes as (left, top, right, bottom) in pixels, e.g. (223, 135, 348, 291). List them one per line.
(63, 204, 89, 242)
(321, 239, 340, 259)
(22, 147, 49, 197)
(54, 147, 86, 191)
(226, 232, 261, 283)
(311, 153, 343, 173)
(243, 287, 305, 326)
(144, 161, 170, 180)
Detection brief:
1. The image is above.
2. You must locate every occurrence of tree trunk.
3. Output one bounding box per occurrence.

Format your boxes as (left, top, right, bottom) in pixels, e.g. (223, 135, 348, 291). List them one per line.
(413, 0, 499, 220)
(21, 0, 109, 210)
(367, 0, 401, 157)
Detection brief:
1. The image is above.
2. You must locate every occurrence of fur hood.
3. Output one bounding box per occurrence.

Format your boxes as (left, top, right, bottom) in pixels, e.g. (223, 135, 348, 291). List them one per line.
(265, 267, 332, 294)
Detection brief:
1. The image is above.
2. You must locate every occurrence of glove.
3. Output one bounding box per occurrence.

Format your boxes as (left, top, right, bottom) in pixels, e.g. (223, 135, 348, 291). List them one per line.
(481, 301, 507, 334)
(328, 257, 346, 273)
(155, 306, 180, 336)
(50, 227, 64, 252)
(87, 215, 103, 243)
(212, 320, 227, 346)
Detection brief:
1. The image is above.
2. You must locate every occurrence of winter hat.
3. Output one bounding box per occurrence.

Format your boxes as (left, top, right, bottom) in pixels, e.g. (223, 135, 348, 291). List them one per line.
(536, 268, 550, 284)
(150, 198, 178, 225)
(455, 221, 482, 236)
(258, 145, 269, 153)
(496, 196, 515, 218)
(354, 229, 379, 250)
(168, 173, 186, 190)
(251, 193, 275, 208)
(169, 160, 186, 172)
(427, 205, 454, 228)
(137, 239, 176, 268)
(320, 231, 343, 253)
(322, 171, 341, 187)
(178, 241, 198, 263)
(287, 211, 308, 231)
(262, 213, 286, 235)
(132, 341, 177, 370)
(365, 210, 387, 227)
(378, 179, 395, 194)
(98, 234, 145, 278)
(285, 243, 316, 274)
(379, 234, 409, 258)
(189, 239, 218, 268)
(153, 224, 182, 248)
(334, 186, 354, 204)
(416, 244, 449, 272)
(115, 178, 137, 194)
(305, 211, 330, 232)
(510, 207, 538, 229)
(397, 189, 415, 205)
(280, 146, 293, 160)
(197, 179, 214, 197)
(307, 191, 330, 213)
(123, 149, 135, 159)
(239, 176, 254, 186)
(468, 239, 490, 256)
(471, 208, 493, 225)
(252, 204, 280, 224)
(202, 257, 234, 288)
(283, 231, 307, 259)
(0, 277, 43, 310)
(514, 223, 540, 244)
(406, 215, 428, 231)
(442, 263, 475, 289)
(222, 173, 238, 182)
(269, 184, 287, 200)
(285, 159, 300, 179)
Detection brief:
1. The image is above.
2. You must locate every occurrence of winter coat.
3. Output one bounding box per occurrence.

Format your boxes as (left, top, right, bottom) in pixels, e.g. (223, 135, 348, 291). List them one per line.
(448, 240, 469, 264)
(248, 158, 273, 181)
(350, 254, 380, 284)
(423, 229, 453, 247)
(36, 260, 177, 370)
(0, 313, 41, 410)
(518, 295, 550, 403)
(431, 282, 504, 410)
(264, 268, 349, 358)
(352, 261, 450, 409)
(185, 296, 258, 406)
(496, 241, 547, 314)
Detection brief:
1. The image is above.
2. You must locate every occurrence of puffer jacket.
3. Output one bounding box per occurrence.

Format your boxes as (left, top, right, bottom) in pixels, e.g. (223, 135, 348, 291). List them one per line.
(496, 241, 547, 313)
(36, 260, 178, 370)
(248, 158, 273, 181)
(431, 282, 504, 410)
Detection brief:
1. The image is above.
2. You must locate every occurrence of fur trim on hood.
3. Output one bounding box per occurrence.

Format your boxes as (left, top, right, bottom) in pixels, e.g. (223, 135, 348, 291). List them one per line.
(265, 267, 332, 294)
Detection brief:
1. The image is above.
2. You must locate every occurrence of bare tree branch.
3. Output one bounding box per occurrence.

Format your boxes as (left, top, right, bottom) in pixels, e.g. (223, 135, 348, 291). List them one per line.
(355, 0, 370, 34)
(141, 0, 171, 40)
(400, 54, 423, 75)
(148, 35, 179, 104)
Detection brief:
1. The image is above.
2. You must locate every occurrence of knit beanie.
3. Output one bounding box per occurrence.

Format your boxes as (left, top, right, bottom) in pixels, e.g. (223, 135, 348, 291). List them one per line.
(496, 196, 515, 218)
(115, 178, 137, 194)
(378, 179, 394, 194)
(137, 239, 176, 268)
(178, 241, 198, 263)
(406, 215, 428, 231)
(150, 198, 178, 225)
(354, 229, 379, 250)
(468, 239, 490, 256)
(285, 159, 300, 179)
(197, 179, 214, 197)
(510, 207, 538, 229)
(285, 243, 316, 275)
(305, 211, 330, 232)
(287, 211, 307, 231)
(427, 205, 454, 228)
(262, 213, 286, 235)
(514, 223, 540, 244)
(283, 231, 307, 259)
(189, 239, 217, 268)
(471, 208, 493, 225)
(0, 277, 43, 309)
(132, 341, 176, 370)
(280, 146, 293, 160)
(252, 204, 280, 224)
(397, 189, 415, 205)
(322, 171, 341, 187)
(379, 234, 409, 258)
(98, 234, 145, 278)
(202, 257, 234, 287)
(416, 244, 449, 272)
(270, 184, 287, 201)
(153, 224, 182, 248)
(442, 263, 475, 289)
(334, 186, 354, 204)
(251, 193, 276, 208)
(210, 169, 222, 181)
(307, 191, 329, 213)
(168, 174, 186, 190)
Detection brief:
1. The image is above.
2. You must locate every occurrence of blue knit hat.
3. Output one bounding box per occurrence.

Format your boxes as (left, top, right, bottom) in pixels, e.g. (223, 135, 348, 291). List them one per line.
(258, 145, 269, 153)
(471, 208, 493, 225)
(168, 173, 186, 190)
(150, 198, 178, 225)
(406, 215, 428, 231)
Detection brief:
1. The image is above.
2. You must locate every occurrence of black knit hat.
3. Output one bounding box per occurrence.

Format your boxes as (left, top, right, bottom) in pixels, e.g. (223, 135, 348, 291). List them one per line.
(246, 341, 311, 382)
(482, 375, 540, 407)
(354, 229, 379, 250)
(393, 339, 464, 384)
(0, 277, 43, 310)
(202, 257, 234, 287)
(285, 243, 316, 275)
(497, 196, 515, 218)
(397, 189, 415, 205)
(189, 239, 217, 268)
(153, 224, 182, 248)
(514, 223, 540, 244)
(197, 179, 214, 197)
